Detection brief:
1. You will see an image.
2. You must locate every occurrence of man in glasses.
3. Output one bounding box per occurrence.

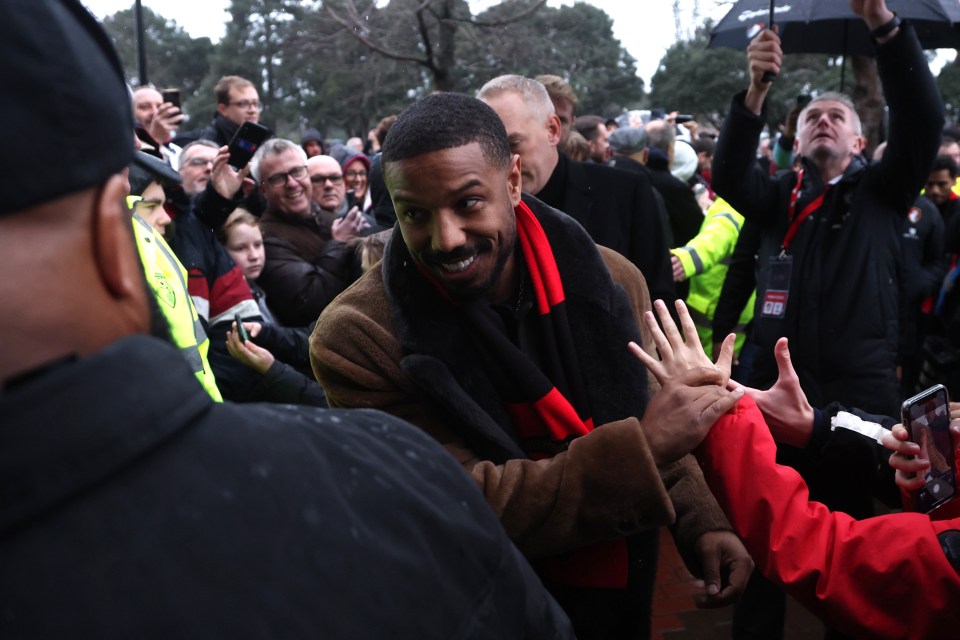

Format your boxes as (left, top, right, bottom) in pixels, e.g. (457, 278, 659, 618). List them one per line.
(178, 75, 271, 149)
(307, 155, 349, 215)
(250, 138, 368, 326)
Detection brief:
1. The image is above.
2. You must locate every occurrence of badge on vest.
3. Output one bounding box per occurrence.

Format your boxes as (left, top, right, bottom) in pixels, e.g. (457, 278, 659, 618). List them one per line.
(760, 255, 792, 319)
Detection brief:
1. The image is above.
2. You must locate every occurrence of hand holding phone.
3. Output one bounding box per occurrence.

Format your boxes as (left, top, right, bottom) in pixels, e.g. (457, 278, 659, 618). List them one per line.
(161, 88, 181, 111)
(901, 384, 957, 513)
(234, 313, 250, 343)
(227, 121, 271, 170)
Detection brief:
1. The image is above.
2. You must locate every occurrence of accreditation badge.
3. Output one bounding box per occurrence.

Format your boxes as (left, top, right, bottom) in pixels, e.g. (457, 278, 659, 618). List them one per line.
(760, 255, 792, 319)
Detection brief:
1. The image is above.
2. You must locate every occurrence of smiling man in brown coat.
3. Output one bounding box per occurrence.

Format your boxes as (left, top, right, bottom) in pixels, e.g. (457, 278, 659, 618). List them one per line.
(311, 93, 752, 640)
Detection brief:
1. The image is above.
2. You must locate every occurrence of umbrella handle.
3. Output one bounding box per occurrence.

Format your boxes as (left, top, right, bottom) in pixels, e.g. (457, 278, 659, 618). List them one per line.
(762, 70, 777, 83)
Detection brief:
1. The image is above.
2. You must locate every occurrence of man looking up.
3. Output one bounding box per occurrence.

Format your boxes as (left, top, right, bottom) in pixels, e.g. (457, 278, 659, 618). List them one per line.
(0, 3, 574, 636)
(311, 92, 751, 640)
(479, 75, 676, 306)
(711, 1, 944, 636)
(712, 0, 942, 418)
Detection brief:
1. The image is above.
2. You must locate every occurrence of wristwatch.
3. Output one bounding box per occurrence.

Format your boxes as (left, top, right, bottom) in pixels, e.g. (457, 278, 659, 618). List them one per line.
(870, 14, 901, 40)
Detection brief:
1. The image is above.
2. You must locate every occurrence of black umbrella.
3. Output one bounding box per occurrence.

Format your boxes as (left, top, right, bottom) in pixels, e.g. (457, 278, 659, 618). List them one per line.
(709, 0, 960, 56)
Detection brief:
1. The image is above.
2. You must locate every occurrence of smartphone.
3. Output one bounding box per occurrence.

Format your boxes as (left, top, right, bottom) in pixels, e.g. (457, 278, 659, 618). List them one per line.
(675, 114, 695, 124)
(345, 189, 358, 211)
(901, 384, 956, 513)
(227, 121, 271, 169)
(161, 88, 181, 110)
(234, 313, 249, 343)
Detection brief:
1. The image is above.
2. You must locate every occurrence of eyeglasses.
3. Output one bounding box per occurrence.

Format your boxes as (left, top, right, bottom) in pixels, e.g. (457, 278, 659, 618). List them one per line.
(183, 157, 214, 168)
(228, 100, 262, 111)
(263, 165, 308, 187)
(310, 173, 344, 185)
(344, 170, 368, 179)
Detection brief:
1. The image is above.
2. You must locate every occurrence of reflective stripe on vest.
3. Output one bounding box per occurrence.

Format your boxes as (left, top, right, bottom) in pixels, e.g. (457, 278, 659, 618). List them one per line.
(133, 215, 222, 401)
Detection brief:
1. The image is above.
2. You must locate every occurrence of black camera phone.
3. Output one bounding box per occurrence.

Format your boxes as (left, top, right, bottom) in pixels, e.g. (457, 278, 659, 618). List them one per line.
(345, 189, 358, 212)
(227, 121, 271, 169)
(901, 384, 956, 513)
(161, 88, 181, 110)
(234, 313, 249, 343)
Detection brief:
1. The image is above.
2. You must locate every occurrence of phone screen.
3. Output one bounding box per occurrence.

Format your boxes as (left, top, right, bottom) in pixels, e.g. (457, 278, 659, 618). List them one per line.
(227, 121, 271, 169)
(162, 89, 181, 110)
(902, 384, 956, 513)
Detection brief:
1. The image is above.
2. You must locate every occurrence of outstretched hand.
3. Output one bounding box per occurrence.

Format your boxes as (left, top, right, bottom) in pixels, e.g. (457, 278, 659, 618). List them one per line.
(628, 299, 743, 465)
(629, 299, 735, 388)
(738, 337, 814, 448)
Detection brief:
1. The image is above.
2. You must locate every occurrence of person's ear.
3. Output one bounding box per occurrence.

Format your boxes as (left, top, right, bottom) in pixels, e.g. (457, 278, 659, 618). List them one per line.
(507, 154, 522, 204)
(217, 101, 228, 118)
(852, 135, 866, 155)
(92, 173, 142, 301)
(546, 113, 562, 146)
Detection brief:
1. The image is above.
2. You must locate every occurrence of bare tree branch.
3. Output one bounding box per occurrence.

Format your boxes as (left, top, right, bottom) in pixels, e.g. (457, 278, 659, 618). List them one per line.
(324, 1, 429, 66)
(458, 0, 546, 28)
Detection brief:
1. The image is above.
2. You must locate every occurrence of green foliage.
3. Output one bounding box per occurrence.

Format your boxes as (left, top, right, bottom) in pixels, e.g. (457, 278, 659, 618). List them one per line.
(102, 0, 645, 140)
(460, 1, 644, 115)
(650, 21, 844, 128)
(938, 61, 960, 125)
(102, 7, 214, 126)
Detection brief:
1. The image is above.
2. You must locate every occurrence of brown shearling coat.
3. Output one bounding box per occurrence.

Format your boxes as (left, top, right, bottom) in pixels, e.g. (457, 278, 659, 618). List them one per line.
(310, 202, 729, 564)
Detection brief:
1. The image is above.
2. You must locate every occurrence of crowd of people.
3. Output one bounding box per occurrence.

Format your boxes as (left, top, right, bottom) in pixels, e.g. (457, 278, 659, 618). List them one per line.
(4, 0, 960, 638)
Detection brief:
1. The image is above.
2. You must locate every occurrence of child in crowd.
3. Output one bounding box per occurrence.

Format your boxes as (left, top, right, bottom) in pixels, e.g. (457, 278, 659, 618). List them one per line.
(219, 209, 326, 406)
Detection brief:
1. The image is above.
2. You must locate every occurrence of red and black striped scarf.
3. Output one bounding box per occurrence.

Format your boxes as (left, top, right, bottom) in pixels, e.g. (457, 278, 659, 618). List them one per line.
(417, 200, 629, 589)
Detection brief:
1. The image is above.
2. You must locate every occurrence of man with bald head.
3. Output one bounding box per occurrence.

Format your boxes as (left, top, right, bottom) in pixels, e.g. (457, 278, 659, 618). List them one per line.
(133, 85, 183, 162)
(307, 154, 348, 215)
(478, 75, 676, 306)
(0, 3, 573, 636)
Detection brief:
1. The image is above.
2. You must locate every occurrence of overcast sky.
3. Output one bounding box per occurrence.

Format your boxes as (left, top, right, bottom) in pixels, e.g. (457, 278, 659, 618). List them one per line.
(80, 0, 734, 85)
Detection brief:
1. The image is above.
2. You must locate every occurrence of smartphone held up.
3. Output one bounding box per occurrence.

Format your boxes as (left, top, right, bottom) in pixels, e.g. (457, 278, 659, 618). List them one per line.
(227, 121, 271, 170)
(901, 384, 957, 514)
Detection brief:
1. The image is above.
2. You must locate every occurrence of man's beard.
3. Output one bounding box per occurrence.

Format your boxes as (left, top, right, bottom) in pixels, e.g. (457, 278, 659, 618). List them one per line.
(423, 231, 517, 302)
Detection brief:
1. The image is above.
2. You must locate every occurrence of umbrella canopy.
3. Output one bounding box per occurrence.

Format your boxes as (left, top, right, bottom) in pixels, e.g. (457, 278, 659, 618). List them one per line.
(709, 0, 960, 55)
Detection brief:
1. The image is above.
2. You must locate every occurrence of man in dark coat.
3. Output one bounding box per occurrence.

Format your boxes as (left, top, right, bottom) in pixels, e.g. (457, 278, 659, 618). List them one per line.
(711, 2, 944, 636)
(0, 3, 574, 638)
(712, 2, 943, 419)
(176, 75, 266, 148)
(478, 75, 677, 307)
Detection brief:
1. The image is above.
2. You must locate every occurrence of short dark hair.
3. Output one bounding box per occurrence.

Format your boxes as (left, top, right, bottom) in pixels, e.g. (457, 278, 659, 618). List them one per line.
(382, 93, 510, 169)
(573, 115, 605, 142)
(215, 75, 255, 105)
(932, 155, 959, 179)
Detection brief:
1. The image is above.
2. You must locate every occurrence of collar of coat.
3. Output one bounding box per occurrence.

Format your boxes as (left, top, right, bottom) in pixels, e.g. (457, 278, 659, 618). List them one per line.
(380, 195, 649, 463)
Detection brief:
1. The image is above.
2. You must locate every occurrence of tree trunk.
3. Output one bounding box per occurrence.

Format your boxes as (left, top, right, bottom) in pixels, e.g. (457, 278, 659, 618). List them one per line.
(851, 55, 884, 157)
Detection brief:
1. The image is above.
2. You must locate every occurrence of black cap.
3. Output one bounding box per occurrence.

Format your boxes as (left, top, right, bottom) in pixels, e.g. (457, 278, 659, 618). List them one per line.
(1, 0, 133, 215)
(128, 151, 182, 197)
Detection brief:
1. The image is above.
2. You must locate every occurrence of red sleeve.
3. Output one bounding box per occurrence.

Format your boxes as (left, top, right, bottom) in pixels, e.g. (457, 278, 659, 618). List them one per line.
(697, 397, 960, 639)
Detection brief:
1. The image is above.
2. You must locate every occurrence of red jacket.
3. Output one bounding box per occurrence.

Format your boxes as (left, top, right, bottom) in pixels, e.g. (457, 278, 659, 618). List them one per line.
(698, 397, 960, 639)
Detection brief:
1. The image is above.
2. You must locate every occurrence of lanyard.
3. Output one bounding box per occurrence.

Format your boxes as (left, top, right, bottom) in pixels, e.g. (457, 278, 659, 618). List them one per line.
(782, 168, 828, 252)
